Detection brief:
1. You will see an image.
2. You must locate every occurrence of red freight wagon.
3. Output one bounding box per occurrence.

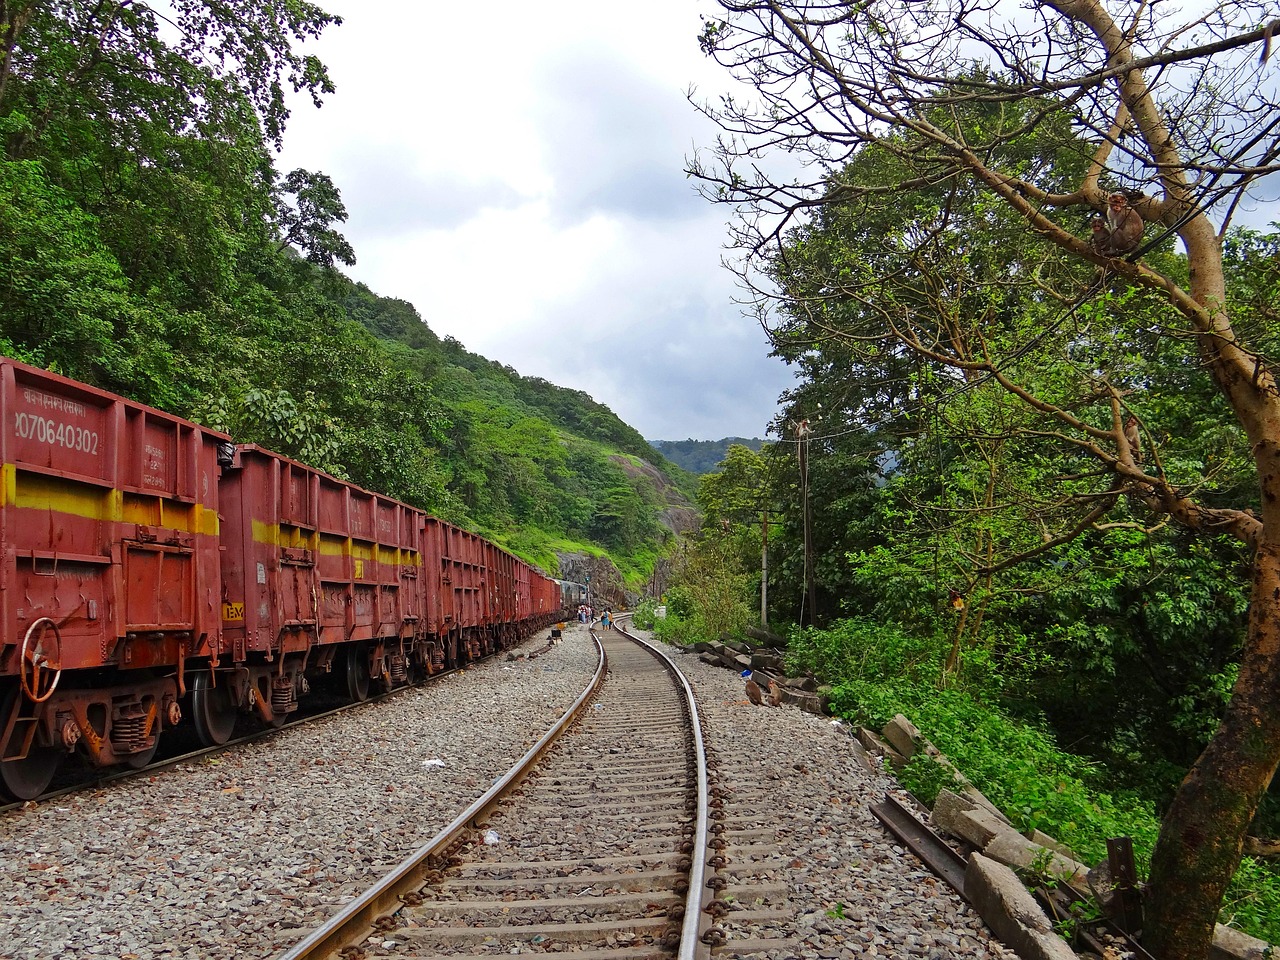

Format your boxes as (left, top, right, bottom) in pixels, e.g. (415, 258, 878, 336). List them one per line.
(488, 543, 511, 643)
(420, 517, 444, 646)
(206, 445, 432, 742)
(515, 558, 532, 625)
(430, 520, 490, 661)
(1, 357, 568, 796)
(445, 521, 475, 648)
(0, 357, 227, 798)
(527, 570, 551, 622)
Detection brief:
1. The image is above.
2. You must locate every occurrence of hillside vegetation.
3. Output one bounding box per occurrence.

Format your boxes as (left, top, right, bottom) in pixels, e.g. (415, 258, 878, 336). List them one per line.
(0, 3, 694, 595)
(650, 437, 765, 474)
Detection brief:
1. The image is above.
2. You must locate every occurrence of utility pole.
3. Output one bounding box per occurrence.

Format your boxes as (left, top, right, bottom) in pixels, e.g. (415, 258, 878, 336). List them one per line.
(760, 508, 769, 627)
(796, 418, 817, 628)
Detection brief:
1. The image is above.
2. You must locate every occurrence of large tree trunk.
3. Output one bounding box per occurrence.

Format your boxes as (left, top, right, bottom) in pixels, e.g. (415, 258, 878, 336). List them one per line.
(1144, 540, 1280, 959)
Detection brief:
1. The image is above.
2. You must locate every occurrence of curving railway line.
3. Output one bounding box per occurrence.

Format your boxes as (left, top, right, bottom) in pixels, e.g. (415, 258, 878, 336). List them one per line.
(0, 360, 1026, 960)
(0, 620, 1023, 960)
(280, 625, 715, 960)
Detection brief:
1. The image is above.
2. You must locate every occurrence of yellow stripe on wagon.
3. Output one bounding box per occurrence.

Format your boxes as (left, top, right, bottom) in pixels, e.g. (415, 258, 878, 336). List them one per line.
(250, 518, 424, 570)
(1, 464, 219, 535)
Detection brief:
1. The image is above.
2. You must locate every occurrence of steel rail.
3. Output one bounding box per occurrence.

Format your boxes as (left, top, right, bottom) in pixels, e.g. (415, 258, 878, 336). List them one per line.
(870, 793, 968, 898)
(274, 631, 609, 960)
(616, 623, 713, 960)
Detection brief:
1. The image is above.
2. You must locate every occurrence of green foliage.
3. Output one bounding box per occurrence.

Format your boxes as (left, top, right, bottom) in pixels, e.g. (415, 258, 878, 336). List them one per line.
(651, 606, 700, 647)
(1221, 857, 1280, 944)
(1047, 894, 1105, 946)
(692, 28, 1280, 944)
(0, 0, 678, 589)
(651, 436, 765, 474)
(803, 611, 1279, 942)
(631, 598, 658, 630)
(786, 617, 940, 685)
(276, 168, 356, 266)
(200, 385, 341, 470)
(2, 0, 340, 163)
(898, 752, 954, 809)
(830, 674, 1158, 867)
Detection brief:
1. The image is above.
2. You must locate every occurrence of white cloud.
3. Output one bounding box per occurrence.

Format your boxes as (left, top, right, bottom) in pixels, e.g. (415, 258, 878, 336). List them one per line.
(277, 0, 791, 440)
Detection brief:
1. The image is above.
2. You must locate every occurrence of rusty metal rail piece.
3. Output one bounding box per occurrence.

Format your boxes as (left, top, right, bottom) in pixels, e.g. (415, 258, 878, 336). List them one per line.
(1039, 878, 1160, 960)
(275, 633, 609, 960)
(870, 793, 968, 898)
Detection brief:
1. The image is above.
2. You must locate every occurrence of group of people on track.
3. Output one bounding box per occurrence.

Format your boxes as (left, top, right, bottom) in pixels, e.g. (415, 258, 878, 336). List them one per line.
(575, 604, 614, 629)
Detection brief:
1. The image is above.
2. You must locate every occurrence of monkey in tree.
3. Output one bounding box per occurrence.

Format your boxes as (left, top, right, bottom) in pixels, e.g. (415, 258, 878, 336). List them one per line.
(1090, 215, 1109, 253)
(1092, 192, 1145, 256)
(1123, 414, 1143, 464)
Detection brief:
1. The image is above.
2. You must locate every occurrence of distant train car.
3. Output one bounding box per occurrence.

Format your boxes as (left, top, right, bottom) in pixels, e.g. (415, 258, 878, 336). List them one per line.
(0, 356, 565, 799)
(555, 579, 589, 612)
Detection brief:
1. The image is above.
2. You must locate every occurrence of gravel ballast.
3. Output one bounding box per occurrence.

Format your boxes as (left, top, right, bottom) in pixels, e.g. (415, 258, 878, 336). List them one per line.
(1, 624, 1019, 960)
(0, 626, 600, 960)
(661, 630, 1019, 960)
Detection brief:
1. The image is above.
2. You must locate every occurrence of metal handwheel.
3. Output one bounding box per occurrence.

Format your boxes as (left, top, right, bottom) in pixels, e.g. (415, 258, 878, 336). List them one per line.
(20, 618, 62, 703)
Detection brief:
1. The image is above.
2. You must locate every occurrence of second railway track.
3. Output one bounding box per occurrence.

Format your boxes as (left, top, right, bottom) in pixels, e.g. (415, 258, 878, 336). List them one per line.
(284, 628, 713, 960)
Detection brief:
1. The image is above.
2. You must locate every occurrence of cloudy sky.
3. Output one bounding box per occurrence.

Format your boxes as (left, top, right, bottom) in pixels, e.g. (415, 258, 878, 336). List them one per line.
(277, 0, 795, 442)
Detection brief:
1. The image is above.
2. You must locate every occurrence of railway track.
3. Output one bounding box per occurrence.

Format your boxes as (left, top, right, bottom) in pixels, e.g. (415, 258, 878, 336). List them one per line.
(279, 627, 714, 960)
(0, 664, 475, 815)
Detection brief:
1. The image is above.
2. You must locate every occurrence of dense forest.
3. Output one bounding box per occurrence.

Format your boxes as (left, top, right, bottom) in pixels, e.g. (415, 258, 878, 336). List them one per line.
(638, 2, 1280, 958)
(649, 436, 765, 475)
(0, 1, 693, 593)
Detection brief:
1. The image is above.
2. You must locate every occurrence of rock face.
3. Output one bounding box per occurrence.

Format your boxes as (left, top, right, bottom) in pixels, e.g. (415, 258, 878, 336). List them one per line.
(555, 454, 697, 607)
(606, 455, 699, 534)
(554, 552, 628, 609)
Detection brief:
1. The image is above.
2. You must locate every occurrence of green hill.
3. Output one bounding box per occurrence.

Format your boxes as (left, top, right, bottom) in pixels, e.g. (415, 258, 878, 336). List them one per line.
(650, 437, 766, 474)
(0, 8, 694, 596)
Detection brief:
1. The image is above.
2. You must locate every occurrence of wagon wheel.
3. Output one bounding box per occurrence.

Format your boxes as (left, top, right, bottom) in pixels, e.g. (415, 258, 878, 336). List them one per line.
(345, 643, 370, 702)
(190, 670, 237, 746)
(123, 735, 160, 769)
(0, 686, 60, 801)
(19, 618, 62, 704)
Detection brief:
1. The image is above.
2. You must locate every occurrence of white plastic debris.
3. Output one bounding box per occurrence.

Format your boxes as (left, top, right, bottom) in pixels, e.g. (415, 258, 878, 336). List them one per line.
(483, 829, 501, 845)
(421, 758, 446, 769)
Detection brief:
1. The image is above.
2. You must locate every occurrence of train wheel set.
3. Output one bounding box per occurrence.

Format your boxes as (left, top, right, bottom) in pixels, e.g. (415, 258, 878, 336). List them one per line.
(0, 356, 584, 800)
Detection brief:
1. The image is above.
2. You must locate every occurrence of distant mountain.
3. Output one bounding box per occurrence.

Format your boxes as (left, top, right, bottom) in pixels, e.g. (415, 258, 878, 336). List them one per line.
(649, 437, 765, 474)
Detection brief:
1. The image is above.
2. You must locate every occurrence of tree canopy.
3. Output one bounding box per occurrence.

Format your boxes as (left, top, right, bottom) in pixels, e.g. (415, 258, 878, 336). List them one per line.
(0, 1, 689, 593)
(691, 1, 1280, 955)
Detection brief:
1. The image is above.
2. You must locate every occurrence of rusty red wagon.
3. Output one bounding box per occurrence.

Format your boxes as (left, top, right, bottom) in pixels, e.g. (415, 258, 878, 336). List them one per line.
(1, 356, 572, 798)
(0, 357, 227, 798)
(205, 444, 440, 741)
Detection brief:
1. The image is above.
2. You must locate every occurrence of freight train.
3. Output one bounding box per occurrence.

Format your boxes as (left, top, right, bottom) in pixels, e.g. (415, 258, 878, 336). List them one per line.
(0, 357, 584, 800)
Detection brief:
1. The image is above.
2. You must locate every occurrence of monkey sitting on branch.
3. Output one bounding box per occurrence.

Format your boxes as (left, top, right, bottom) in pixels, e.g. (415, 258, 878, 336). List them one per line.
(1090, 192, 1145, 257)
